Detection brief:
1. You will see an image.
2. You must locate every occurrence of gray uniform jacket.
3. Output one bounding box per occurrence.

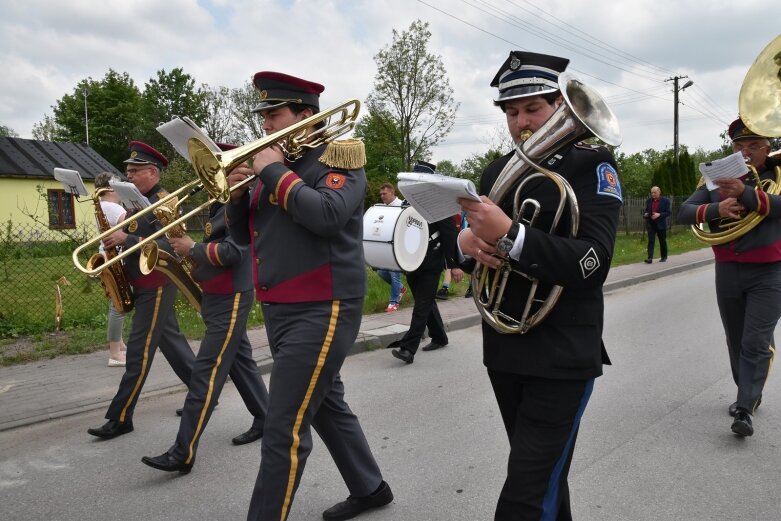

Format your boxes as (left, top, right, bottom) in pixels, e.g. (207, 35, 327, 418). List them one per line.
(227, 143, 368, 303)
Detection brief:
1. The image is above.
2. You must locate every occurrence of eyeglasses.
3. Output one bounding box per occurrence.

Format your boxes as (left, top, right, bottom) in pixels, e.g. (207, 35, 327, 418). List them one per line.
(125, 166, 152, 176)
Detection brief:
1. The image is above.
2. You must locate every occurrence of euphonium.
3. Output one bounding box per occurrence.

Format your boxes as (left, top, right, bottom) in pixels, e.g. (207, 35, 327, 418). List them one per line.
(691, 34, 781, 245)
(138, 196, 202, 312)
(472, 72, 622, 334)
(86, 188, 134, 313)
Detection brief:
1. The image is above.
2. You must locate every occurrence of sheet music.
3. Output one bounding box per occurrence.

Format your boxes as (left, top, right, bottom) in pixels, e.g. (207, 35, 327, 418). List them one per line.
(53, 168, 89, 197)
(156, 116, 221, 163)
(699, 151, 749, 190)
(397, 172, 481, 223)
(109, 180, 150, 210)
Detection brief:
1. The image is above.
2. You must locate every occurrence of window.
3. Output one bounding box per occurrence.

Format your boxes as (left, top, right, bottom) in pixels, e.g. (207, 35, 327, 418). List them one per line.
(47, 189, 75, 229)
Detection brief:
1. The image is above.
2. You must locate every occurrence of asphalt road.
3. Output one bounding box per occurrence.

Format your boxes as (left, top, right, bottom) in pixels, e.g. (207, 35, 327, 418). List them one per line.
(1, 264, 780, 520)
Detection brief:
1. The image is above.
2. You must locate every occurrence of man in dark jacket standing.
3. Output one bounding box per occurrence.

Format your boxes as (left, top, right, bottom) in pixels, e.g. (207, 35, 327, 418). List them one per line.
(643, 185, 671, 263)
(459, 51, 622, 520)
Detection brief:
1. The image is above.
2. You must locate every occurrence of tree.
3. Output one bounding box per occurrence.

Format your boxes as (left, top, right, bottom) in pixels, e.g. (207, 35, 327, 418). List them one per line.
(141, 68, 208, 159)
(365, 20, 459, 170)
(0, 124, 17, 137)
(231, 81, 265, 142)
(49, 70, 144, 167)
(32, 115, 60, 141)
(355, 109, 404, 190)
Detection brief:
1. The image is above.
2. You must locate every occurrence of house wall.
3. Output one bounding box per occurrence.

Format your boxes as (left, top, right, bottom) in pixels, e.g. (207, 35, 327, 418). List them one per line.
(0, 177, 97, 238)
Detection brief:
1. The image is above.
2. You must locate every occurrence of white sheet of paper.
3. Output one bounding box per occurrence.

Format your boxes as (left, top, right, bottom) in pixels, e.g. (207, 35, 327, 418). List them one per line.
(109, 180, 150, 209)
(156, 116, 221, 163)
(699, 151, 749, 190)
(53, 168, 89, 197)
(397, 172, 481, 222)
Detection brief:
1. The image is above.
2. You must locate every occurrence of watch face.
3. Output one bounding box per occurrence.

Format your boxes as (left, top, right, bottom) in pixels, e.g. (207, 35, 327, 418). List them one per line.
(497, 237, 513, 253)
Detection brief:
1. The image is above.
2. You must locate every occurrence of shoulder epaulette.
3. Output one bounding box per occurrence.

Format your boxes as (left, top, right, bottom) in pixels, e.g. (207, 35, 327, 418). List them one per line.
(319, 139, 366, 170)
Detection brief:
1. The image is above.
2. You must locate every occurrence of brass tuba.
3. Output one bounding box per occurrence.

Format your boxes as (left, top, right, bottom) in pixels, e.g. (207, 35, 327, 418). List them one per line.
(86, 187, 134, 313)
(691, 34, 781, 245)
(472, 72, 622, 334)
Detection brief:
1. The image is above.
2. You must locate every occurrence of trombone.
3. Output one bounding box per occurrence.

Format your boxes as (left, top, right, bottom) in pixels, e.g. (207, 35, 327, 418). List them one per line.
(72, 98, 361, 277)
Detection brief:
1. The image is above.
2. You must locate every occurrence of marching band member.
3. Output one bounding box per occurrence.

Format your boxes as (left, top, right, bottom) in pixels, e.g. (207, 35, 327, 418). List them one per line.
(227, 71, 392, 521)
(88, 142, 194, 440)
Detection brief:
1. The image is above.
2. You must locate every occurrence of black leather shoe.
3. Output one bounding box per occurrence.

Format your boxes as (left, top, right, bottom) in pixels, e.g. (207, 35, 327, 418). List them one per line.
(141, 452, 193, 474)
(87, 420, 133, 439)
(391, 348, 414, 364)
(731, 409, 754, 437)
(421, 342, 447, 352)
(729, 395, 761, 417)
(644, 259, 652, 264)
(232, 426, 263, 445)
(660, 257, 667, 262)
(322, 480, 394, 520)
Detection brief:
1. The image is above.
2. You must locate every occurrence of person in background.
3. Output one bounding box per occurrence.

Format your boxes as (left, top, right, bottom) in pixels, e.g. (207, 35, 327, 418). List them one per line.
(643, 185, 671, 263)
(376, 183, 407, 312)
(458, 50, 622, 520)
(94, 172, 127, 367)
(678, 117, 781, 437)
(390, 161, 462, 364)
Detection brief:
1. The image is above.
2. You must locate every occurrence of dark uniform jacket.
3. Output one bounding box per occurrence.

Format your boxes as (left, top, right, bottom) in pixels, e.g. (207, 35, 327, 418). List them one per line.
(678, 156, 781, 263)
(474, 144, 622, 380)
(227, 143, 368, 303)
(190, 204, 252, 294)
(644, 196, 671, 231)
(121, 184, 177, 289)
(418, 215, 459, 272)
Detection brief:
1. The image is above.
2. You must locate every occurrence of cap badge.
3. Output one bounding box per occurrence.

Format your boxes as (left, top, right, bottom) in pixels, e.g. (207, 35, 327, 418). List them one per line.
(259, 90, 268, 100)
(510, 57, 521, 71)
(130, 151, 138, 158)
(204, 222, 213, 237)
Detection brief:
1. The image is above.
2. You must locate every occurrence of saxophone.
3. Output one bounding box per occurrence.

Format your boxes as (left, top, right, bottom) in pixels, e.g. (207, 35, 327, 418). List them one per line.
(86, 188, 135, 313)
(138, 196, 203, 312)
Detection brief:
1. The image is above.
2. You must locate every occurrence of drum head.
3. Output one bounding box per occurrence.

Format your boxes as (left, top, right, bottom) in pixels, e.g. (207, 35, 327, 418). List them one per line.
(393, 206, 428, 271)
(362, 204, 428, 271)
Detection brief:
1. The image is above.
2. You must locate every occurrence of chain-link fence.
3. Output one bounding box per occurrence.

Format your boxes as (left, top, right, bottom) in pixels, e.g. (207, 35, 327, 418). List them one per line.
(0, 209, 210, 338)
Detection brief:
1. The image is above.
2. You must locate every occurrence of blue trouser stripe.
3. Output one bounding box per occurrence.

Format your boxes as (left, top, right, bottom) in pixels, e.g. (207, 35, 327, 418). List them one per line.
(540, 378, 594, 521)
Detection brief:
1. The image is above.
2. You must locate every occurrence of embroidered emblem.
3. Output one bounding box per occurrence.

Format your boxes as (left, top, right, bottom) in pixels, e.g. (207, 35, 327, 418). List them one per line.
(130, 151, 138, 158)
(268, 193, 278, 205)
(326, 173, 346, 189)
(204, 222, 213, 237)
(510, 57, 521, 70)
(127, 220, 138, 233)
(595, 162, 622, 202)
(579, 247, 600, 279)
(259, 90, 267, 100)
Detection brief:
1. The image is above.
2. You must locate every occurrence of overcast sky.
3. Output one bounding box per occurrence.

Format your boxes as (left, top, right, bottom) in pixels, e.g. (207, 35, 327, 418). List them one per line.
(1, 0, 778, 165)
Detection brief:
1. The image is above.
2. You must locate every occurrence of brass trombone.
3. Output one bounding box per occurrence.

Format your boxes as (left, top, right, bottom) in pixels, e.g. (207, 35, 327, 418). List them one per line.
(72, 98, 361, 277)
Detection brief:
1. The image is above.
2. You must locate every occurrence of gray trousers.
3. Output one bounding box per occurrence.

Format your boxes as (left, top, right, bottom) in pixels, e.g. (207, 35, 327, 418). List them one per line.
(715, 261, 781, 412)
(106, 284, 194, 423)
(170, 290, 268, 464)
(247, 298, 383, 521)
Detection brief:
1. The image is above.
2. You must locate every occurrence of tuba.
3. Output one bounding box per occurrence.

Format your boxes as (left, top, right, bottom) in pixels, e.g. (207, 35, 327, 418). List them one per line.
(472, 72, 622, 334)
(86, 188, 134, 313)
(691, 34, 781, 245)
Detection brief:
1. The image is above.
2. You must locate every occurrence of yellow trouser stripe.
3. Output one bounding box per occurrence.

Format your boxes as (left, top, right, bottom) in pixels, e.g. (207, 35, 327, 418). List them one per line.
(186, 293, 241, 464)
(119, 287, 162, 423)
(280, 300, 339, 521)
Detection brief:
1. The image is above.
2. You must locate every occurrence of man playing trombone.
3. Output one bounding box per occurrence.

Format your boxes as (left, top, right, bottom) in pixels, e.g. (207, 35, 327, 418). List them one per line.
(226, 71, 392, 521)
(87, 141, 194, 440)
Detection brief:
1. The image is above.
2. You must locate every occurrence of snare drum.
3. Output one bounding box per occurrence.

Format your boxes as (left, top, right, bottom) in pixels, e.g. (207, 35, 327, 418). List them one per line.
(362, 204, 429, 272)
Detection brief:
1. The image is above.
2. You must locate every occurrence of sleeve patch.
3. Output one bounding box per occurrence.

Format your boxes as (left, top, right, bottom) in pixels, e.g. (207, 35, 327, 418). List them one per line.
(326, 173, 347, 189)
(595, 162, 622, 202)
(579, 247, 600, 279)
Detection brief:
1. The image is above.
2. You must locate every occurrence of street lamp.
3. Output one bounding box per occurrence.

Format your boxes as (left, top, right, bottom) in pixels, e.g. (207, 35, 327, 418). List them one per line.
(83, 87, 90, 146)
(667, 76, 694, 163)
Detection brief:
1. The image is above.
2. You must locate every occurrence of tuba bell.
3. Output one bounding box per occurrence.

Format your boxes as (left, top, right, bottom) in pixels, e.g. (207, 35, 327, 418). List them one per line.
(472, 71, 622, 334)
(690, 34, 781, 245)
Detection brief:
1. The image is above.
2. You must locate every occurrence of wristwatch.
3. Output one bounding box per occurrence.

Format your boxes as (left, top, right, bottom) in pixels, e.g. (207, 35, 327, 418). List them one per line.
(496, 223, 520, 254)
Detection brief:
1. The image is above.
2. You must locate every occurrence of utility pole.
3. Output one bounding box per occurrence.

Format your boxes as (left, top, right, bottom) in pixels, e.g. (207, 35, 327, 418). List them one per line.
(666, 76, 694, 163)
(83, 87, 90, 146)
